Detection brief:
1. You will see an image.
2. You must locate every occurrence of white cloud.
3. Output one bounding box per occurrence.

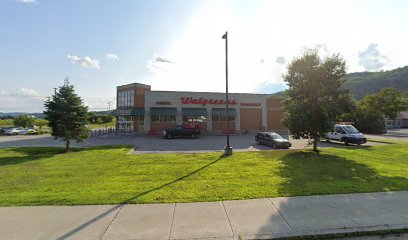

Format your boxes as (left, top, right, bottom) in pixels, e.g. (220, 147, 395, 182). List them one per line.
(0, 88, 46, 112)
(313, 43, 329, 53)
(83, 97, 116, 111)
(146, 53, 175, 74)
(275, 56, 286, 65)
(358, 43, 389, 72)
(140, 1, 408, 93)
(106, 53, 119, 61)
(14, 88, 45, 100)
(17, 0, 36, 4)
(258, 58, 265, 64)
(254, 81, 286, 94)
(67, 55, 100, 70)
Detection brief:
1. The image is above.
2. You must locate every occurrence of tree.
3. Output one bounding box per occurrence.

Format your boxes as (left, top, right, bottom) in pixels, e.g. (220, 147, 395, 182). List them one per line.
(360, 88, 408, 120)
(101, 115, 113, 123)
(353, 104, 386, 134)
(13, 115, 34, 128)
(44, 79, 90, 152)
(96, 117, 103, 124)
(282, 49, 352, 152)
(88, 112, 97, 123)
(350, 88, 408, 134)
(34, 119, 48, 131)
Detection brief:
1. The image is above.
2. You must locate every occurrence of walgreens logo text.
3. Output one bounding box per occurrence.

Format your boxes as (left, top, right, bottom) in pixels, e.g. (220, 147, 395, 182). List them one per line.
(180, 97, 237, 106)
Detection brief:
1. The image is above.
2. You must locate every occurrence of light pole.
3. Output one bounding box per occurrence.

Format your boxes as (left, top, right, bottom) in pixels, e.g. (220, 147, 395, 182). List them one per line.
(222, 31, 232, 155)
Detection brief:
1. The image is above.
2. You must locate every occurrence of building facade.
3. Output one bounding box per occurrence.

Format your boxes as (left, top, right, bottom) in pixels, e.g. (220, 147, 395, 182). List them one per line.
(112, 83, 286, 134)
(385, 111, 408, 129)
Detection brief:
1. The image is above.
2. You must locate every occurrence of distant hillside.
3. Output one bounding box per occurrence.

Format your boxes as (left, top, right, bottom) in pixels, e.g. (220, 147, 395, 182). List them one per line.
(0, 112, 45, 118)
(271, 66, 408, 99)
(0, 110, 112, 118)
(343, 66, 408, 99)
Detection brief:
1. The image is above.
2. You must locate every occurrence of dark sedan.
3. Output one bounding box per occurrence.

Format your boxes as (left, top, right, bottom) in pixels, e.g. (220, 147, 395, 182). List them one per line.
(255, 132, 292, 149)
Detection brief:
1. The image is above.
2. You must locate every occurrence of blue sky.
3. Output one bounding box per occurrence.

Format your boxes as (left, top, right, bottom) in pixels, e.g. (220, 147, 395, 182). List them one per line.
(1, 0, 408, 112)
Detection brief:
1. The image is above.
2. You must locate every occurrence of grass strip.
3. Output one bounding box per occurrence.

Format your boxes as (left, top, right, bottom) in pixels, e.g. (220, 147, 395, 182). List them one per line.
(1, 142, 407, 206)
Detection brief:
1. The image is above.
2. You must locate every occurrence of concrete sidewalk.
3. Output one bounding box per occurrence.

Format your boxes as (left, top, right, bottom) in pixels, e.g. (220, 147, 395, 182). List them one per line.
(0, 191, 407, 240)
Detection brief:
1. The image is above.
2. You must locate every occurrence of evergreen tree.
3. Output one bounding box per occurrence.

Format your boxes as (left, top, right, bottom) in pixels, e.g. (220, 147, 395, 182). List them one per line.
(44, 79, 89, 152)
(283, 49, 352, 151)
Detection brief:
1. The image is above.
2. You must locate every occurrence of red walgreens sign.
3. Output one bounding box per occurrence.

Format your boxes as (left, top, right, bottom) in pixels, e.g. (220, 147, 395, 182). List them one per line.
(180, 97, 237, 106)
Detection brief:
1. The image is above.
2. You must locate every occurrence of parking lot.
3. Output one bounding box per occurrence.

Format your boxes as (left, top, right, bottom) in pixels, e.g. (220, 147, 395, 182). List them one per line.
(0, 131, 395, 153)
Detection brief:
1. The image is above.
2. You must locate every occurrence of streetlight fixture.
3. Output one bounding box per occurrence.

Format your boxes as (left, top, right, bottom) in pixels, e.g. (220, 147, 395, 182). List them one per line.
(222, 31, 233, 155)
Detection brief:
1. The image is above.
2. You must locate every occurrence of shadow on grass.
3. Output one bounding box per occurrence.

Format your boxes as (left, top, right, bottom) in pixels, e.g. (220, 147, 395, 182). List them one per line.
(254, 148, 408, 238)
(274, 150, 408, 196)
(319, 140, 376, 150)
(0, 145, 131, 166)
(56, 153, 230, 240)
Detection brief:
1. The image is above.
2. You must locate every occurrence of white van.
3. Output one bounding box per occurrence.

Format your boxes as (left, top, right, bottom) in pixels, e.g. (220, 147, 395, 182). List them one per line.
(325, 124, 367, 145)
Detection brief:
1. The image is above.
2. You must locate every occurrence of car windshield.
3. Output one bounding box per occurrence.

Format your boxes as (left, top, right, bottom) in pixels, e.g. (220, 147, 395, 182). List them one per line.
(270, 133, 283, 139)
(345, 126, 360, 134)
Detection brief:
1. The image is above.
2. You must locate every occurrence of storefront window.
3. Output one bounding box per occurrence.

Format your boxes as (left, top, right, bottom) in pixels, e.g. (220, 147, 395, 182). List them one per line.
(183, 115, 207, 122)
(117, 116, 133, 133)
(212, 114, 235, 122)
(117, 90, 134, 107)
(151, 115, 176, 123)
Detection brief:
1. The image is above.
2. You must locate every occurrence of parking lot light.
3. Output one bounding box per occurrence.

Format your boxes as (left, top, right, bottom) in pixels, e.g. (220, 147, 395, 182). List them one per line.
(222, 31, 232, 155)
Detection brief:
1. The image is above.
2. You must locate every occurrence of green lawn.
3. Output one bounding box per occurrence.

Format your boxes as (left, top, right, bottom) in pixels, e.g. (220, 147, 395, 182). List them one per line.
(0, 143, 407, 206)
(88, 119, 116, 129)
(0, 119, 14, 127)
(1, 118, 115, 129)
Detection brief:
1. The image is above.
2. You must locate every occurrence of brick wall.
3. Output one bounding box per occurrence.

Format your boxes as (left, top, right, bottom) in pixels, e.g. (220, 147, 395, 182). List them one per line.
(266, 98, 287, 131)
(212, 121, 236, 134)
(240, 108, 262, 133)
(150, 122, 177, 132)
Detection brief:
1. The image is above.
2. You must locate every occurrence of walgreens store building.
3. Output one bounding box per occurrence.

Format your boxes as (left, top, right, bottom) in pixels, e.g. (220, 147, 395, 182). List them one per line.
(112, 83, 286, 134)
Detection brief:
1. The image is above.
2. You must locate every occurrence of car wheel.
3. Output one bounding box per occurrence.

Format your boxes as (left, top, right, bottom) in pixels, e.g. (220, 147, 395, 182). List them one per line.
(166, 133, 173, 139)
(342, 138, 349, 146)
(13, 132, 18, 135)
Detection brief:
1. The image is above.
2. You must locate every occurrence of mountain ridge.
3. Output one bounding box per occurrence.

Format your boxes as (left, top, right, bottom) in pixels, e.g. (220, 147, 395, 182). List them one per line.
(343, 66, 408, 99)
(272, 66, 408, 99)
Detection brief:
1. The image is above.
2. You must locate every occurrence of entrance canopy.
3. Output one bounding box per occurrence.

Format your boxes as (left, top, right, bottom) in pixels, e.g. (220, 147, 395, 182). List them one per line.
(111, 107, 145, 116)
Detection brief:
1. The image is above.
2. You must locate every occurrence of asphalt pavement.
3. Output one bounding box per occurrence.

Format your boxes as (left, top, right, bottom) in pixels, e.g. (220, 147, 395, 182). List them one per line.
(0, 133, 387, 153)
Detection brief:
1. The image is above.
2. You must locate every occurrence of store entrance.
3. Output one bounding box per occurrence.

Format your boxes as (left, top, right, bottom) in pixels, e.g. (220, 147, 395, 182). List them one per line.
(183, 115, 207, 133)
(117, 116, 133, 134)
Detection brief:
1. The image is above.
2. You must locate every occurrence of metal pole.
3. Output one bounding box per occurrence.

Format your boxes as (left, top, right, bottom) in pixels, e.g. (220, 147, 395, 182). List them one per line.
(225, 32, 229, 147)
(223, 31, 232, 155)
